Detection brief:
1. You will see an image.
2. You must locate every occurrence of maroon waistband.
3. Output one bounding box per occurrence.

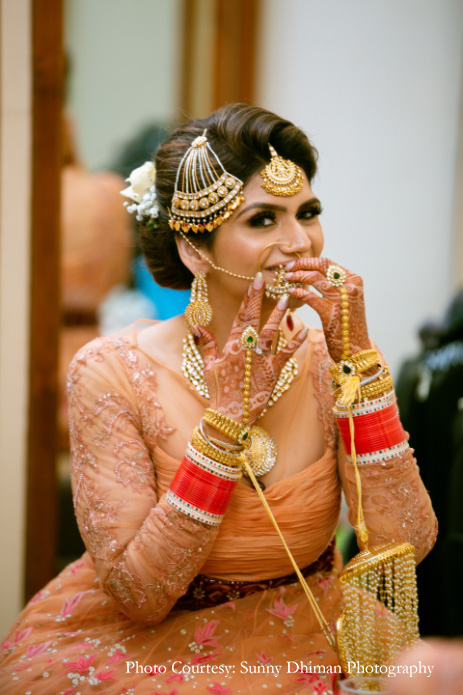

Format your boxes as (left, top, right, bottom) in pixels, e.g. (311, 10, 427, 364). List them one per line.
(175, 538, 335, 611)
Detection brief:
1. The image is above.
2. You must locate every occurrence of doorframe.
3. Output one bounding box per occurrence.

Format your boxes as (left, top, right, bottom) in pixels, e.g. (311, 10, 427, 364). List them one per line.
(24, 0, 63, 601)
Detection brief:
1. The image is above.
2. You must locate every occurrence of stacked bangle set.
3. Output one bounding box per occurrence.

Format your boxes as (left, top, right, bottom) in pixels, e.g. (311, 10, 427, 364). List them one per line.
(165, 442, 241, 526)
(165, 413, 253, 526)
(335, 391, 408, 465)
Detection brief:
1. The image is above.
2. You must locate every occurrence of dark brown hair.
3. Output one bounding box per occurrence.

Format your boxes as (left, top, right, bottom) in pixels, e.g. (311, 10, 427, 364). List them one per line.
(140, 103, 318, 289)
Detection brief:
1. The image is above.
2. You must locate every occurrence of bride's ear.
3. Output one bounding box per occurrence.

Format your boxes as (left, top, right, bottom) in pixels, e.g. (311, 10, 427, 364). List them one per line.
(175, 235, 210, 276)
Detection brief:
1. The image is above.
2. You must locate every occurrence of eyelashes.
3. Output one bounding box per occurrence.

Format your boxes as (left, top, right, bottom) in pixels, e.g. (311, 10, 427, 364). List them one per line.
(248, 211, 277, 227)
(247, 204, 323, 228)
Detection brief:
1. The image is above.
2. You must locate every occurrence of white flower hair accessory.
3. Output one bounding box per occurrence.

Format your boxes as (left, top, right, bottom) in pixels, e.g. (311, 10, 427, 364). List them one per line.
(121, 161, 159, 224)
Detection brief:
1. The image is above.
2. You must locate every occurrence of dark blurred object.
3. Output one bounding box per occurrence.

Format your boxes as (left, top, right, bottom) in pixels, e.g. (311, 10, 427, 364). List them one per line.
(109, 123, 173, 185)
(396, 289, 463, 637)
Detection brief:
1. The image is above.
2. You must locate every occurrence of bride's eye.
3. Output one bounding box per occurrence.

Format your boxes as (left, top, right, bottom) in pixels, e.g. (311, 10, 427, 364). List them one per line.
(248, 211, 277, 228)
(298, 202, 323, 220)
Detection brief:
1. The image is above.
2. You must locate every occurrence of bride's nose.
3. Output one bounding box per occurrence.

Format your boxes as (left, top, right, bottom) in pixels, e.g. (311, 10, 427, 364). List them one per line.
(279, 223, 312, 256)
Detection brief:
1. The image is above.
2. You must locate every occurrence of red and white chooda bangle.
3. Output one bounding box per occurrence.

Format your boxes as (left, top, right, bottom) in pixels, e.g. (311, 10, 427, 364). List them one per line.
(165, 443, 242, 526)
(334, 390, 409, 464)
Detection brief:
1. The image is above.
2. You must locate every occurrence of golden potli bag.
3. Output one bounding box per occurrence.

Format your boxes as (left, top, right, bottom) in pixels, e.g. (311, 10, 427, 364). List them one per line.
(335, 410, 419, 672)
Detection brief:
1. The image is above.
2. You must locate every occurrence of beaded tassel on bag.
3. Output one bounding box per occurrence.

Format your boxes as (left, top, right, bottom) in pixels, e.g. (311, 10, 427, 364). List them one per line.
(337, 542, 419, 673)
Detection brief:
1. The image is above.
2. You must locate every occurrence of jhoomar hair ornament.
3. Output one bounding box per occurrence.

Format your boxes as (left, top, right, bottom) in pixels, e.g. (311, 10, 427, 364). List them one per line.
(168, 131, 244, 234)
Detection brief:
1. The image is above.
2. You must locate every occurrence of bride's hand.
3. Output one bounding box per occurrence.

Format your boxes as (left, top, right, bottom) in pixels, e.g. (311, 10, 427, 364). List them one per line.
(285, 257, 371, 363)
(194, 273, 308, 427)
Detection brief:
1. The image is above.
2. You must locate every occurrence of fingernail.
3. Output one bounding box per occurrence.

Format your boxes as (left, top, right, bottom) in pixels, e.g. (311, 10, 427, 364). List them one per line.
(253, 272, 264, 290)
(286, 260, 296, 270)
(277, 293, 289, 310)
(192, 325, 201, 337)
(285, 271, 293, 279)
(300, 327, 309, 339)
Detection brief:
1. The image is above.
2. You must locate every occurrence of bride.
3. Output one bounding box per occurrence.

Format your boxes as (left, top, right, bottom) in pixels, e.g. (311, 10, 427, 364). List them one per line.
(0, 103, 436, 695)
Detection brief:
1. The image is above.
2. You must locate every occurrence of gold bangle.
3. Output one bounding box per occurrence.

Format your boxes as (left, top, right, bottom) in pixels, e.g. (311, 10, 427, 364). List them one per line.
(203, 408, 251, 446)
(359, 368, 394, 401)
(191, 427, 242, 468)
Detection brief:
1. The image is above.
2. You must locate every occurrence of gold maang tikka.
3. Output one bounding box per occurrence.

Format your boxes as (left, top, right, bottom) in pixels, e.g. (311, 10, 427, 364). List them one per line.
(169, 131, 244, 234)
(260, 144, 304, 197)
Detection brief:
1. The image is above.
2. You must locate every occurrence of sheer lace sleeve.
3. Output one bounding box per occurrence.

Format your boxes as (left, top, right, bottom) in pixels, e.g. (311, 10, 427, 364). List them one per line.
(311, 335, 437, 562)
(68, 337, 219, 624)
(338, 440, 437, 562)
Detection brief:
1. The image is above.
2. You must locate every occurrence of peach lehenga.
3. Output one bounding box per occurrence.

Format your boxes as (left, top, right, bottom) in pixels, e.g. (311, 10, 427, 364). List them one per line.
(0, 325, 437, 695)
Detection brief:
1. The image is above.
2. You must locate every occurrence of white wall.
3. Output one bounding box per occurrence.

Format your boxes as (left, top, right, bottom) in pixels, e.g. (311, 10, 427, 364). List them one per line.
(257, 0, 463, 375)
(65, 0, 182, 170)
(0, 0, 32, 634)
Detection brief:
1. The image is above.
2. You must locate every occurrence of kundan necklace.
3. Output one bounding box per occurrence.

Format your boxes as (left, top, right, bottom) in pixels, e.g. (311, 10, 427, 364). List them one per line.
(182, 327, 298, 478)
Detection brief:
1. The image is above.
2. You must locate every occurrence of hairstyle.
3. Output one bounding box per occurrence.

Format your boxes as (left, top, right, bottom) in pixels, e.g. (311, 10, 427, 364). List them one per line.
(140, 103, 319, 290)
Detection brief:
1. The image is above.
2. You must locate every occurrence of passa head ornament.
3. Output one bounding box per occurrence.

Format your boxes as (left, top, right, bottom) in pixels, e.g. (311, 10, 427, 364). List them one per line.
(168, 131, 244, 234)
(260, 144, 304, 197)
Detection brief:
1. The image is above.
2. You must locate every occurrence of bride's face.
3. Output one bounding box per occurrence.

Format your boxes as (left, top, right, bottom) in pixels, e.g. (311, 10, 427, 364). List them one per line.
(206, 170, 324, 308)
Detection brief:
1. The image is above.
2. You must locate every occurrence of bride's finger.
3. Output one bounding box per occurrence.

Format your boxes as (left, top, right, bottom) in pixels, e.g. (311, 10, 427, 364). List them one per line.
(285, 256, 332, 274)
(285, 269, 333, 294)
(258, 293, 290, 351)
(289, 286, 329, 316)
(274, 327, 309, 371)
(230, 273, 265, 335)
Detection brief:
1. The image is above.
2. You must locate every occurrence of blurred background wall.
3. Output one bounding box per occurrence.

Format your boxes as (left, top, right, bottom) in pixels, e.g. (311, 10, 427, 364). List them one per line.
(258, 0, 463, 375)
(65, 0, 182, 170)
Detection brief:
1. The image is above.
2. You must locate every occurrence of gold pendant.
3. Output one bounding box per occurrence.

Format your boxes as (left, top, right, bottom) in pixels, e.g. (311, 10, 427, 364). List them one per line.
(244, 425, 277, 478)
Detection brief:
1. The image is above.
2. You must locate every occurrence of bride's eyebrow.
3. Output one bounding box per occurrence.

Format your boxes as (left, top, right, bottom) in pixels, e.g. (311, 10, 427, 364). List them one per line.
(235, 203, 286, 219)
(298, 197, 322, 211)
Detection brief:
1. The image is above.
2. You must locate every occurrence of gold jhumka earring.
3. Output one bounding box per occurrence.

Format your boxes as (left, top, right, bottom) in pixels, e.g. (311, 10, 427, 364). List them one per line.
(182, 270, 213, 399)
(169, 131, 244, 234)
(184, 269, 212, 331)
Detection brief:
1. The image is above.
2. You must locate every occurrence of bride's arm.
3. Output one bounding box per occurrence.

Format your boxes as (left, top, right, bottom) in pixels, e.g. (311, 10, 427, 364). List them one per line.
(69, 340, 220, 625)
(287, 257, 437, 561)
(337, 424, 438, 563)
